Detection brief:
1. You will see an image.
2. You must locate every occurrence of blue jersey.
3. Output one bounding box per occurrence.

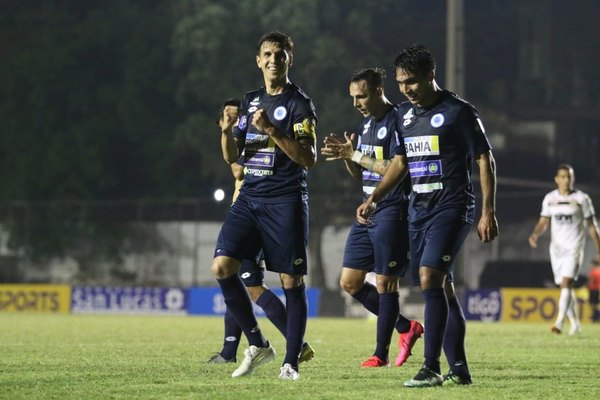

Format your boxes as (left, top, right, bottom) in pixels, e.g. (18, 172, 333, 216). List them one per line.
(395, 90, 491, 224)
(356, 105, 409, 218)
(233, 83, 317, 202)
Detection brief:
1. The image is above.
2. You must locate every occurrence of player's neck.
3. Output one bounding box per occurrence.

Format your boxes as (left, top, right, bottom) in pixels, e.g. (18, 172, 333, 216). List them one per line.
(264, 77, 290, 95)
(558, 188, 574, 196)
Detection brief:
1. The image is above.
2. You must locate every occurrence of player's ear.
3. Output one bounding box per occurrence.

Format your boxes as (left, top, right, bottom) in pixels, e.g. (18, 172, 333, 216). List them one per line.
(256, 54, 261, 69)
(288, 53, 293, 68)
(427, 70, 435, 82)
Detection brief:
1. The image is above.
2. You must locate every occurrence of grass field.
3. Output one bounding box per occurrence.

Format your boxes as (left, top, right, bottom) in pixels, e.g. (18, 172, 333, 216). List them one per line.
(1, 314, 600, 399)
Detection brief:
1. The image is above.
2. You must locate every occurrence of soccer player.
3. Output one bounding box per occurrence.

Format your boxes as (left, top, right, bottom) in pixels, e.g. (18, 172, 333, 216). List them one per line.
(356, 44, 499, 387)
(212, 31, 317, 381)
(320, 68, 423, 368)
(528, 164, 600, 334)
(208, 99, 314, 365)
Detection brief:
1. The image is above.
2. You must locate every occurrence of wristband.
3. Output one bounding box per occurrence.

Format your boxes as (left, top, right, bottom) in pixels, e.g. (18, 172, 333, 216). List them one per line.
(351, 150, 363, 163)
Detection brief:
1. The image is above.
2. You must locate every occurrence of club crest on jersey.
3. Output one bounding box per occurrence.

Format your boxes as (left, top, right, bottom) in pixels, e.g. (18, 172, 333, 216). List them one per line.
(377, 127, 387, 139)
(430, 113, 444, 128)
(238, 115, 247, 130)
(274, 106, 287, 121)
(402, 108, 414, 126)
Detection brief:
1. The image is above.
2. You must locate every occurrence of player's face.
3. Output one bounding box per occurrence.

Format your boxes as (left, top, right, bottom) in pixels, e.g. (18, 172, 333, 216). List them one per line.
(256, 41, 291, 82)
(349, 80, 379, 117)
(395, 68, 435, 107)
(555, 168, 575, 192)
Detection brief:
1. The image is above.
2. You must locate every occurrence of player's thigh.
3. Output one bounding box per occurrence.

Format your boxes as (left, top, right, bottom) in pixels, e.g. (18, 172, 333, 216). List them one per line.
(342, 222, 374, 272)
(550, 246, 582, 285)
(215, 200, 262, 261)
(370, 218, 409, 277)
(259, 199, 308, 275)
(410, 213, 471, 284)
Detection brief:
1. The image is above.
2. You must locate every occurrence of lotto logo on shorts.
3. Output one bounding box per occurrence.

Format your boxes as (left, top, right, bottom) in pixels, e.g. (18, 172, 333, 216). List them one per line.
(293, 258, 304, 266)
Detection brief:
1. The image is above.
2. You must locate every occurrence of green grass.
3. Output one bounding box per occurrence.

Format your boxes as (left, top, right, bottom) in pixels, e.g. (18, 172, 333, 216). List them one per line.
(1, 314, 600, 399)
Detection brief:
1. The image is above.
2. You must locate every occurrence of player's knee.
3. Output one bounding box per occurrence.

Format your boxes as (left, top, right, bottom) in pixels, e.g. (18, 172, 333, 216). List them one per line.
(247, 285, 267, 301)
(211, 257, 237, 279)
(339, 278, 361, 295)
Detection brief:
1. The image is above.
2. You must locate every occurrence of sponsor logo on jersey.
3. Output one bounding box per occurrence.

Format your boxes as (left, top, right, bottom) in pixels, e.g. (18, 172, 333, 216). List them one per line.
(244, 167, 274, 176)
(294, 118, 316, 140)
(377, 127, 387, 139)
(408, 160, 442, 177)
(404, 136, 440, 156)
(248, 106, 257, 113)
(362, 120, 372, 135)
(245, 133, 274, 152)
(245, 152, 274, 167)
(274, 106, 287, 121)
(554, 214, 573, 224)
(413, 182, 443, 193)
(430, 113, 444, 128)
(402, 108, 414, 126)
(359, 144, 384, 160)
(250, 97, 260, 106)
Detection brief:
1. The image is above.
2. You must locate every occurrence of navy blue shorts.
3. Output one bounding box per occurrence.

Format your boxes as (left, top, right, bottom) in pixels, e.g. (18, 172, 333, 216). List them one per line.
(409, 209, 471, 286)
(342, 214, 409, 277)
(215, 195, 308, 276)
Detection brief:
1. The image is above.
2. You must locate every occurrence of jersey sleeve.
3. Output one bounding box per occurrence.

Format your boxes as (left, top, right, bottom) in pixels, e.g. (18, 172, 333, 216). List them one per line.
(291, 96, 317, 141)
(455, 105, 492, 157)
(540, 193, 552, 217)
(232, 94, 249, 142)
(582, 193, 596, 219)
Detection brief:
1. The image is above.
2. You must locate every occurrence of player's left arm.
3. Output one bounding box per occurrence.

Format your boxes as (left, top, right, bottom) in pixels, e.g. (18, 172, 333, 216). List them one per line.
(475, 150, 499, 243)
(586, 215, 600, 260)
(252, 109, 316, 169)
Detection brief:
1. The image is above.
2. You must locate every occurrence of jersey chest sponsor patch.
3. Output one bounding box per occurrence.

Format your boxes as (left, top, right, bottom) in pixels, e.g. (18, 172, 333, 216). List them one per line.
(404, 136, 440, 157)
(408, 160, 442, 177)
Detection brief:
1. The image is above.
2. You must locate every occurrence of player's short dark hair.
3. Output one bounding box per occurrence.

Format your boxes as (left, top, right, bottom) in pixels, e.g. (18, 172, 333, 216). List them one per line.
(216, 98, 241, 126)
(350, 68, 386, 93)
(257, 31, 294, 55)
(556, 163, 574, 176)
(393, 44, 436, 76)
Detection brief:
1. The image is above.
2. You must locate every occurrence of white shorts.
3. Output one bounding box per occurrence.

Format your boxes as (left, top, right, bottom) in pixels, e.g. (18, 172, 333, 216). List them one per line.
(549, 244, 583, 285)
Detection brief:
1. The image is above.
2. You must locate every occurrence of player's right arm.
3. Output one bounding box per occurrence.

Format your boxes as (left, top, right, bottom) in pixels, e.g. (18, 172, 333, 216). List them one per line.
(321, 132, 392, 180)
(219, 105, 241, 164)
(528, 216, 550, 248)
(230, 163, 244, 204)
(356, 153, 408, 224)
(586, 215, 600, 260)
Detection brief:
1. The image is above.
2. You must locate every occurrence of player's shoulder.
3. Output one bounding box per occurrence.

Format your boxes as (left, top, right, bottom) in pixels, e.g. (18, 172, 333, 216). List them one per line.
(288, 83, 313, 101)
(287, 83, 317, 117)
(573, 189, 592, 201)
(242, 87, 265, 103)
(442, 90, 479, 116)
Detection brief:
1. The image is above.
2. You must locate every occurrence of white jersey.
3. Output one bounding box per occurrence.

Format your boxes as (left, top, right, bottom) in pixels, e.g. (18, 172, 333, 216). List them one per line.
(541, 189, 595, 252)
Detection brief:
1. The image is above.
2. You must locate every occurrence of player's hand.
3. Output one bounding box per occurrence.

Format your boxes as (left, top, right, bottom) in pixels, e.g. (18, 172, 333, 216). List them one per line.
(356, 198, 376, 225)
(219, 105, 239, 133)
(320, 132, 355, 161)
(528, 234, 538, 249)
(252, 109, 276, 135)
(477, 210, 499, 243)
